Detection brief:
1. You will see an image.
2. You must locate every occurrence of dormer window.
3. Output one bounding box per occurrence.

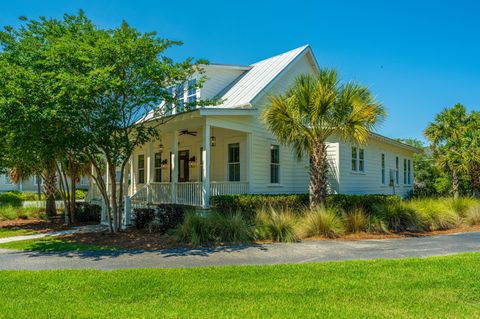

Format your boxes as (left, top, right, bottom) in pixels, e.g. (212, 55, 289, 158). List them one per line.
(175, 83, 185, 113)
(187, 79, 197, 109)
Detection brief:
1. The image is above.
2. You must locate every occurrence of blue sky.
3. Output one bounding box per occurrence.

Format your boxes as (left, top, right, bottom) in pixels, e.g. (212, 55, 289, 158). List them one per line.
(2, 0, 479, 141)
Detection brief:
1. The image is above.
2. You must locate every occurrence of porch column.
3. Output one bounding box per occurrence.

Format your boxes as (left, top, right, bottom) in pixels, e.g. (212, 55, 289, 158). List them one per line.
(171, 130, 178, 203)
(246, 132, 253, 194)
(146, 141, 154, 184)
(202, 123, 211, 208)
(129, 156, 135, 195)
(146, 141, 154, 204)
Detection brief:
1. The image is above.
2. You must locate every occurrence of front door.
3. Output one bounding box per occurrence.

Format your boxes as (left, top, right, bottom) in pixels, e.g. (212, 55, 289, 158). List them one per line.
(178, 150, 189, 182)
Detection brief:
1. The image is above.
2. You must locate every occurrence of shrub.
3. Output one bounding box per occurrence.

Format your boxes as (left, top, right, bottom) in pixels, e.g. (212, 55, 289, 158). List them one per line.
(407, 199, 459, 231)
(343, 208, 368, 233)
(327, 194, 402, 214)
(366, 215, 388, 233)
(132, 208, 155, 230)
(0, 192, 23, 207)
(174, 212, 213, 246)
(0, 206, 18, 220)
(133, 205, 186, 232)
(465, 204, 480, 226)
(75, 190, 86, 200)
(0, 206, 44, 221)
(210, 211, 251, 244)
(298, 207, 345, 238)
(444, 197, 477, 217)
(372, 202, 418, 232)
(253, 207, 298, 242)
(211, 194, 308, 219)
(74, 203, 101, 222)
(155, 204, 186, 233)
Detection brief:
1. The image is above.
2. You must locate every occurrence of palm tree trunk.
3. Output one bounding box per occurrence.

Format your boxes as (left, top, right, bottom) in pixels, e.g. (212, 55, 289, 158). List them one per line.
(452, 169, 460, 199)
(309, 141, 329, 208)
(471, 163, 480, 198)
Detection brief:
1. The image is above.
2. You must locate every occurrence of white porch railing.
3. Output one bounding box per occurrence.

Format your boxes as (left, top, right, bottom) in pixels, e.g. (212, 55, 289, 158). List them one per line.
(130, 181, 249, 207)
(177, 182, 202, 206)
(150, 182, 173, 204)
(210, 181, 249, 196)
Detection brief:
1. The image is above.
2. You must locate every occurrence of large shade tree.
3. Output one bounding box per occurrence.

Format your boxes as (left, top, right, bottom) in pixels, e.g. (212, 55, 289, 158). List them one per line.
(263, 69, 385, 207)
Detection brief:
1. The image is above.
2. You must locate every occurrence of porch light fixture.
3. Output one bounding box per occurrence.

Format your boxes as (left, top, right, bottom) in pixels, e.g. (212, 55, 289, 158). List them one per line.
(210, 127, 216, 147)
(159, 143, 164, 152)
(161, 159, 168, 169)
(189, 156, 197, 168)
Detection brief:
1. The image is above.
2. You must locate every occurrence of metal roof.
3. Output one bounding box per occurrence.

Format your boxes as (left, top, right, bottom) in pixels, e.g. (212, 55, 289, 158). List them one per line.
(218, 45, 310, 107)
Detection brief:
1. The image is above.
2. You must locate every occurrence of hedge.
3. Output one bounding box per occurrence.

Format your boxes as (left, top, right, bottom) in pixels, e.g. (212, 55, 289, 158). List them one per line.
(210, 193, 402, 218)
(133, 204, 186, 232)
(74, 202, 101, 222)
(0, 192, 24, 207)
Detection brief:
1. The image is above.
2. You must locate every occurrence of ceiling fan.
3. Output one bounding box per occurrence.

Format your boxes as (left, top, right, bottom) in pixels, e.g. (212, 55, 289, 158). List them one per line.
(179, 130, 197, 136)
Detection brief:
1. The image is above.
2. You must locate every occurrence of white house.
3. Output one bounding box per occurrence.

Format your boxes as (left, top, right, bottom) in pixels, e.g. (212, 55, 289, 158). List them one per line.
(0, 172, 89, 193)
(88, 45, 419, 215)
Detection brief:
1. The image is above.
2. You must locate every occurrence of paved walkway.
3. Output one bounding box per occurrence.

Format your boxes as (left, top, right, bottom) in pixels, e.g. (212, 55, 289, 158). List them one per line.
(0, 231, 479, 270)
(0, 225, 107, 244)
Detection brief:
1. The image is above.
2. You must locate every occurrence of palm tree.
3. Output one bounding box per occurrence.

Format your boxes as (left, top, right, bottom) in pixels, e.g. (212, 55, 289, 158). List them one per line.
(262, 69, 385, 208)
(425, 104, 469, 198)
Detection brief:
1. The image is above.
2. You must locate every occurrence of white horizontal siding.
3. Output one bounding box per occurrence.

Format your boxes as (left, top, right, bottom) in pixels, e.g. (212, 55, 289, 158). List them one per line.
(337, 138, 415, 197)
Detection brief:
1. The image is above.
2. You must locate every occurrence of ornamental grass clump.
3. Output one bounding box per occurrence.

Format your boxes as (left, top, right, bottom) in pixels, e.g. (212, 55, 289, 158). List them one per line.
(174, 211, 213, 246)
(253, 207, 298, 242)
(209, 211, 252, 244)
(298, 207, 345, 239)
(407, 199, 460, 231)
(372, 202, 418, 232)
(465, 204, 480, 226)
(343, 208, 368, 233)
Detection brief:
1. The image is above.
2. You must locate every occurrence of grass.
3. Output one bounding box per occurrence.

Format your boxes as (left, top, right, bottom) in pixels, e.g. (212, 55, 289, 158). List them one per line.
(0, 228, 37, 238)
(0, 253, 480, 318)
(0, 236, 114, 251)
(0, 205, 45, 221)
(298, 207, 345, 238)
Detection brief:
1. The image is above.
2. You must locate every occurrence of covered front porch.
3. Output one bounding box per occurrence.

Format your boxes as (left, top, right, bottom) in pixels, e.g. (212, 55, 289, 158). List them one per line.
(128, 113, 253, 208)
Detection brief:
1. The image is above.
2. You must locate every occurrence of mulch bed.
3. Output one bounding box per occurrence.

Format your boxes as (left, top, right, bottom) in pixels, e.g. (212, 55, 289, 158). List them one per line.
(4, 219, 480, 251)
(0, 219, 97, 233)
(58, 224, 480, 251)
(59, 230, 184, 250)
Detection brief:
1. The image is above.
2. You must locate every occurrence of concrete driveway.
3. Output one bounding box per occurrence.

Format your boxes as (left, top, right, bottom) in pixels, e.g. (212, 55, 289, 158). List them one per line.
(0, 231, 479, 270)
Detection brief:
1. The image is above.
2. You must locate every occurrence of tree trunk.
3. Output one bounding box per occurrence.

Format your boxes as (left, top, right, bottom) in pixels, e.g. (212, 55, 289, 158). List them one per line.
(452, 169, 460, 199)
(309, 141, 329, 209)
(36, 175, 42, 201)
(43, 168, 57, 218)
(70, 178, 76, 224)
(471, 163, 480, 198)
(107, 159, 119, 232)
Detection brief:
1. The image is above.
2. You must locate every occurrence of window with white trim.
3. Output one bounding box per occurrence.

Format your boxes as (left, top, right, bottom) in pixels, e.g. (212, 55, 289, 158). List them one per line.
(154, 153, 162, 183)
(138, 155, 145, 184)
(187, 79, 197, 110)
(395, 156, 399, 184)
(270, 145, 280, 184)
(403, 158, 407, 184)
(228, 143, 240, 182)
(381, 153, 386, 185)
(407, 159, 412, 184)
(351, 146, 365, 172)
(175, 83, 185, 113)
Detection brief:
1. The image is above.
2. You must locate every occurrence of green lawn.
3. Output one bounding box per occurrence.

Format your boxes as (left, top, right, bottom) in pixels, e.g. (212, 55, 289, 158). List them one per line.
(1, 253, 480, 318)
(0, 236, 113, 251)
(0, 228, 37, 238)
